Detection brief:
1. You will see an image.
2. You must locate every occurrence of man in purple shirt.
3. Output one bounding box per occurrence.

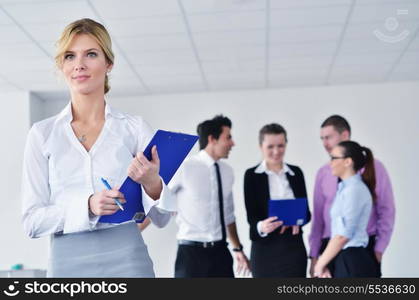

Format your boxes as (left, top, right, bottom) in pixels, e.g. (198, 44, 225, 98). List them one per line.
(309, 115, 395, 277)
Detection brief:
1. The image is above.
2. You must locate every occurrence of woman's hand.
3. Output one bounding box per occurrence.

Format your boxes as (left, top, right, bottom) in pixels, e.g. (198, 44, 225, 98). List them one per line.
(88, 189, 126, 216)
(279, 225, 300, 235)
(313, 260, 332, 278)
(137, 217, 151, 232)
(260, 216, 283, 234)
(321, 268, 332, 278)
(128, 145, 162, 200)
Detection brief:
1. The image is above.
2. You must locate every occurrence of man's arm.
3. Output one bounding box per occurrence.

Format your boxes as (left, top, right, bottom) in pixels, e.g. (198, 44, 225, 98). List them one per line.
(373, 161, 396, 259)
(227, 222, 251, 276)
(309, 169, 327, 276)
(314, 235, 348, 277)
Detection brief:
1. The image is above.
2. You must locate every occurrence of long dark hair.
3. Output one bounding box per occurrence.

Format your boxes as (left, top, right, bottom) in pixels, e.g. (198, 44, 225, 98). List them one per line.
(338, 141, 376, 202)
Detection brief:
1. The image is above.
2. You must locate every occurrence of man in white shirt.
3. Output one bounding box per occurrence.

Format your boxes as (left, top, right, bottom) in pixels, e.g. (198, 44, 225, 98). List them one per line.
(170, 115, 250, 277)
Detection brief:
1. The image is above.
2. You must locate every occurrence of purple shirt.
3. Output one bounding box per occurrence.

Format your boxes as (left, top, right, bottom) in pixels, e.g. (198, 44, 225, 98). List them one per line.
(309, 159, 395, 258)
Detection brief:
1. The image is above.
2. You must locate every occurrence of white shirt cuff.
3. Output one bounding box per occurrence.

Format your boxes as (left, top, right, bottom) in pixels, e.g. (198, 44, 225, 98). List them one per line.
(226, 216, 236, 227)
(88, 199, 100, 230)
(142, 177, 176, 215)
(63, 189, 95, 234)
(257, 221, 268, 237)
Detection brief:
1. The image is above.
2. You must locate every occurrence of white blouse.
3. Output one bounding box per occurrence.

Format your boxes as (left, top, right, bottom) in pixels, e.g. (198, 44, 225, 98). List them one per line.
(254, 160, 295, 199)
(22, 102, 175, 238)
(254, 160, 296, 237)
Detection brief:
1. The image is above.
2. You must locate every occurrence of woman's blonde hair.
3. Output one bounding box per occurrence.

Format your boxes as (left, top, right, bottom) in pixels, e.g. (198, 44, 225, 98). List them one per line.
(55, 18, 114, 94)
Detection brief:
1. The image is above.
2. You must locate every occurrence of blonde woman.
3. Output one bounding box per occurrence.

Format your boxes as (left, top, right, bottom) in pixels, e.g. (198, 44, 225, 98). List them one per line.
(21, 18, 175, 277)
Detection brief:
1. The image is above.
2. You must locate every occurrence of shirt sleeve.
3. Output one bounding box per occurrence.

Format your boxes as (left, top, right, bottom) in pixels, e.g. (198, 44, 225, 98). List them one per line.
(257, 221, 268, 237)
(333, 188, 368, 239)
(243, 169, 266, 241)
(21, 125, 60, 238)
(21, 125, 96, 238)
(62, 189, 97, 234)
(224, 171, 236, 226)
(223, 165, 236, 226)
(135, 117, 176, 228)
(308, 169, 326, 258)
(168, 164, 183, 194)
(373, 161, 396, 253)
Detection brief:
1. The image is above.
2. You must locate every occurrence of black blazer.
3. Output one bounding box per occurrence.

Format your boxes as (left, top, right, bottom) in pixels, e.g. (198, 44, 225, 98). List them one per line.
(244, 163, 311, 242)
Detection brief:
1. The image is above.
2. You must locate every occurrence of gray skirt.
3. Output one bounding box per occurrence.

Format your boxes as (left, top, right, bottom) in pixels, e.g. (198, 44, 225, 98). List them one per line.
(48, 221, 155, 278)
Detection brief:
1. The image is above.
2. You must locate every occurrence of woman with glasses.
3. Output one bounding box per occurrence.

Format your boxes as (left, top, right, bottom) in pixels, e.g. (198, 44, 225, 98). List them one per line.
(313, 141, 379, 277)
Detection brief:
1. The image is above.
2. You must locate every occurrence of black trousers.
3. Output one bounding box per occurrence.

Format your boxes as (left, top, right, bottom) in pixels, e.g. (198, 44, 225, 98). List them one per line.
(320, 235, 381, 277)
(251, 233, 307, 278)
(174, 244, 234, 278)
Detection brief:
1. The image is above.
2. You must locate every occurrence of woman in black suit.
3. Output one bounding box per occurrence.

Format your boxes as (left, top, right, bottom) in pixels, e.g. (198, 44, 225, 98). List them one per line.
(244, 123, 310, 277)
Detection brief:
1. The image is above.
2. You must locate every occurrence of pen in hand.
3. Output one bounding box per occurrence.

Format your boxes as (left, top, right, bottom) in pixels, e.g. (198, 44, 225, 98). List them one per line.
(100, 177, 125, 211)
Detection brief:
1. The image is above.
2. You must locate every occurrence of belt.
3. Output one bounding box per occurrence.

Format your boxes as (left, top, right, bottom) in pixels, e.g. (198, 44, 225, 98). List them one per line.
(178, 240, 227, 248)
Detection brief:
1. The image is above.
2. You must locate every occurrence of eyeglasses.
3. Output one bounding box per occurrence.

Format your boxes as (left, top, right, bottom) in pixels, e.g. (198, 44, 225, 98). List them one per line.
(330, 156, 347, 161)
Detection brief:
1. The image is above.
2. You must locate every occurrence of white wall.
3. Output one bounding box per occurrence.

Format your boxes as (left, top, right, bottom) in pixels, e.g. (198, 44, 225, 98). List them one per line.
(105, 81, 419, 277)
(5, 81, 419, 277)
(0, 91, 49, 271)
(29, 93, 45, 126)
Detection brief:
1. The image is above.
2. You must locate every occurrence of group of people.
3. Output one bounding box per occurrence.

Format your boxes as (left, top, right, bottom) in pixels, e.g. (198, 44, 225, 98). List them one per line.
(170, 114, 395, 279)
(21, 18, 395, 278)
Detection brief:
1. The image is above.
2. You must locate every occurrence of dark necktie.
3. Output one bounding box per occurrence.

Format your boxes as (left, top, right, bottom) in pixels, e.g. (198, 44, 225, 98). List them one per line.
(214, 162, 227, 242)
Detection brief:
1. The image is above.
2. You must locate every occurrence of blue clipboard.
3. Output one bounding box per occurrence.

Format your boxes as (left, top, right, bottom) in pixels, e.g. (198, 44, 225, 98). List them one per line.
(99, 130, 198, 224)
(268, 197, 308, 226)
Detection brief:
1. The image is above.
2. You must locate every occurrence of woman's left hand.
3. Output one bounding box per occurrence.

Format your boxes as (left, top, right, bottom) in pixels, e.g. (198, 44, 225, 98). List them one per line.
(318, 267, 332, 278)
(313, 261, 332, 278)
(128, 145, 162, 199)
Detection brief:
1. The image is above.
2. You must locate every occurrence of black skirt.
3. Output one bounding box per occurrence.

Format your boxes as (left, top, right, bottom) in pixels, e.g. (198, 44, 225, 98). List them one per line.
(320, 236, 381, 277)
(333, 247, 379, 278)
(251, 232, 307, 278)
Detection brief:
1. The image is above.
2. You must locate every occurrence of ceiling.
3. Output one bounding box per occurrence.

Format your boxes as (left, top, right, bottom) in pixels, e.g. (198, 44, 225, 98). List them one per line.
(0, 0, 418, 100)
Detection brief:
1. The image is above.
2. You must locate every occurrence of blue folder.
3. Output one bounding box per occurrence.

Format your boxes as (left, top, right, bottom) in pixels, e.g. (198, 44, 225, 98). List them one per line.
(268, 198, 309, 226)
(99, 130, 198, 224)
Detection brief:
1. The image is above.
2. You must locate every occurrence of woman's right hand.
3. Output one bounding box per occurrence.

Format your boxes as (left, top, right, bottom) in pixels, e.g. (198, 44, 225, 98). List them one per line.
(260, 216, 283, 234)
(88, 189, 126, 216)
(279, 225, 300, 235)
